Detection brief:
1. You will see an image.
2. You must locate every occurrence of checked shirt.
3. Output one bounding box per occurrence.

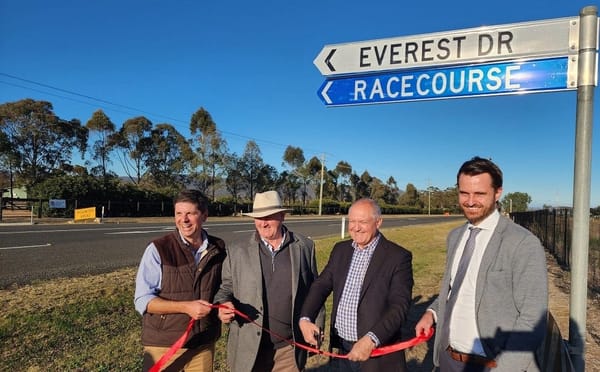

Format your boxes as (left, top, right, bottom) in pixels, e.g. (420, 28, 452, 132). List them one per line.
(334, 234, 380, 342)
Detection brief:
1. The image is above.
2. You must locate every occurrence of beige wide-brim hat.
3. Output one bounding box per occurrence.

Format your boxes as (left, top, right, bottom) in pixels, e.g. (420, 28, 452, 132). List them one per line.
(243, 191, 291, 218)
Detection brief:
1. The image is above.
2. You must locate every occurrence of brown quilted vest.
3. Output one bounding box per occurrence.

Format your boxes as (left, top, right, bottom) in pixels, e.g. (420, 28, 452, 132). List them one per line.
(141, 230, 226, 348)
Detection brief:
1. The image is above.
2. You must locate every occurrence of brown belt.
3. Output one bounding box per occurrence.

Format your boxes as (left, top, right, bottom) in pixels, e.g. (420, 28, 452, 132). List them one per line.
(446, 346, 497, 368)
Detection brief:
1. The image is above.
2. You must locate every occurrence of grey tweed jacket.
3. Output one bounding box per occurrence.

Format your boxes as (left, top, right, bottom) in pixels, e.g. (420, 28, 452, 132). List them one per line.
(213, 227, 323, 372)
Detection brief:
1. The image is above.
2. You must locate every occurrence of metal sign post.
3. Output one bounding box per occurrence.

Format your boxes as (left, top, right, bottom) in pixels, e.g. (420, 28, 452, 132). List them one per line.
(569, 6, 598, 372)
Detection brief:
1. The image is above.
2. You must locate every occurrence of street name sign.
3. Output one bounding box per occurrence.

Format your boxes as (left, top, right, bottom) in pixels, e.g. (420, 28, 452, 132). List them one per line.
(318, 57, 575, 106)
(314, 17, 579, 76)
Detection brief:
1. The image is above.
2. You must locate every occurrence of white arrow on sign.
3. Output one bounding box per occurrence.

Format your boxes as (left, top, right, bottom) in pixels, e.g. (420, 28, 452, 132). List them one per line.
(314, 16, 579, 76)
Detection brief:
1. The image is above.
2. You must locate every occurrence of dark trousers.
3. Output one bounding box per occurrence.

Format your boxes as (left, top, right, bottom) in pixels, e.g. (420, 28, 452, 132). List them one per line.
(330, 338, 361, 372)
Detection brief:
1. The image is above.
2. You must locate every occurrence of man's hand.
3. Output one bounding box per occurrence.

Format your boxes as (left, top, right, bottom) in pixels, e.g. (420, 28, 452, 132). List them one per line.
(415, 310, 435, 337)
(217, 301, 236, 323)
(186, 299, 212, 320)
(347, 335, 376, 361)
(299, 318, 320, 346)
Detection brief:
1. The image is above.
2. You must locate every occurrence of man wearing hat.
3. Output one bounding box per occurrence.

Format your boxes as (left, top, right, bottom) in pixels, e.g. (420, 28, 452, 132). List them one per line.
(214, 190, 324, 372)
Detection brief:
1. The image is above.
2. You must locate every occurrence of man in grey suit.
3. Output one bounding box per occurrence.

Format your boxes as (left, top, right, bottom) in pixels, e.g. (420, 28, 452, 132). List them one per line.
(415, 156, 548, 371)
(214, 190, 323, 372)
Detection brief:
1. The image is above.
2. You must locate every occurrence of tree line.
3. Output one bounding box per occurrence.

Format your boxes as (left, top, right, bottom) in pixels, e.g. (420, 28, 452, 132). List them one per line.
(0, 98, 535, 216)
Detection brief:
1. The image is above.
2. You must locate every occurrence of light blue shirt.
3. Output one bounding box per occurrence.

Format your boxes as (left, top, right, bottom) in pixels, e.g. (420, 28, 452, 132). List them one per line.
(134, 230, 208, 315)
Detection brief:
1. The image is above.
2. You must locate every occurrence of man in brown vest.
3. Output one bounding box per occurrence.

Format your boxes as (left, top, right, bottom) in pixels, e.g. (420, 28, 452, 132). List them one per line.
(134, 189, 226, 371)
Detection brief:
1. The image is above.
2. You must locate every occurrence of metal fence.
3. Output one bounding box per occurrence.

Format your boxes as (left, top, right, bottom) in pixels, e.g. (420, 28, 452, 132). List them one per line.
(511, 208, 600, 295)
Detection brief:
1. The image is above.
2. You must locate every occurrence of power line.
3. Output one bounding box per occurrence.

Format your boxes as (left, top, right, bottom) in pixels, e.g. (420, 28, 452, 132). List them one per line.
(0, 80, 143, 119)
(0, 72, 183, 124)
(0, 72, 336, 166)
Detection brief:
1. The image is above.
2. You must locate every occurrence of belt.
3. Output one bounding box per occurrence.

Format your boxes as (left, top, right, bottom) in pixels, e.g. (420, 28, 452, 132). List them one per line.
(446, 346, 497, 368)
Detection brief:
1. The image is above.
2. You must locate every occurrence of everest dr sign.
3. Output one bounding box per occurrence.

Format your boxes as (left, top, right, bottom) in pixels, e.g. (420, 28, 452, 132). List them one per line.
(314, 17, 581, 106)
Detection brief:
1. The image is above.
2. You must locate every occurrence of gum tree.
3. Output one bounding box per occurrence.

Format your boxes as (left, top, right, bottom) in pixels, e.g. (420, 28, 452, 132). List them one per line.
(0, 99, 87, 189)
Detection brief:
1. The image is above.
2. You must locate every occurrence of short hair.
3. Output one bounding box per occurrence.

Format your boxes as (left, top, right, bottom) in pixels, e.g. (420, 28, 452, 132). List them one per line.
(457, 156, 503, 190)
(173, 189, 209, 214)
(350, 198, 382, 219)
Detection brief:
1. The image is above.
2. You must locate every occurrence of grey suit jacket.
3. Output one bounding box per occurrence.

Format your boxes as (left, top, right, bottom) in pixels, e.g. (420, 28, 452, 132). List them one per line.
(430, 216, 548, 372)
(213, 227, 323, 372)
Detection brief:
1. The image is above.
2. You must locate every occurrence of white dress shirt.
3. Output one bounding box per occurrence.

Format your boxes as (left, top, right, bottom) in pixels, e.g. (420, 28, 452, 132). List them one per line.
(449, 210, 500, 355)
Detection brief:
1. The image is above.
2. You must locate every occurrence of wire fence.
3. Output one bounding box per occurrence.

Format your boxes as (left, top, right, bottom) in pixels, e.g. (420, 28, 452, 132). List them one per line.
(511, 208, 600, 295)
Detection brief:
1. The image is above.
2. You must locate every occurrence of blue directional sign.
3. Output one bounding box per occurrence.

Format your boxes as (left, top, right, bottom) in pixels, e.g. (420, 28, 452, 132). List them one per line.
(318, 57, 574, 106)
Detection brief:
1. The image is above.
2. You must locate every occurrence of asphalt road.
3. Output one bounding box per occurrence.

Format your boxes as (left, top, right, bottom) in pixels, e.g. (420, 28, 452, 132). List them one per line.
(0, 215, 463, 288)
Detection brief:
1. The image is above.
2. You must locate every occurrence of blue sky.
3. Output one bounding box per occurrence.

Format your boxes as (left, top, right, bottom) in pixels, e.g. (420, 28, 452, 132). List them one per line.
(1, 0, 598, 208)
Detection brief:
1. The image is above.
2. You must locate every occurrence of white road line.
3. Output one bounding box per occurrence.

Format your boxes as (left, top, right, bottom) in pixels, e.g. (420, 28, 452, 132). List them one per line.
(233, 229, 256, 233)
(1, 226, 174, 235)
(105, 229, 171, 235)
(0, 243, 52, 250)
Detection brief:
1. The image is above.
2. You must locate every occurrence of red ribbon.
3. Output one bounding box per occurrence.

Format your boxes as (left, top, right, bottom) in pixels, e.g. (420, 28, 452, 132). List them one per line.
(150, 304, 434, 371)
(149, 317, 196, 372)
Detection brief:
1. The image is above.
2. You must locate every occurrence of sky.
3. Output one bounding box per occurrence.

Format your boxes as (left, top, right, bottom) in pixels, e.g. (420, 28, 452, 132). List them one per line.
(1, 0, 599, 209)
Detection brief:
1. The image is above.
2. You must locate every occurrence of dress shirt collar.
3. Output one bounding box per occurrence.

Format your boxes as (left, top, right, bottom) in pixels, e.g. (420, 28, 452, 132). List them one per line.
(351, 232, 381, 252)
(260, 225, 288, 253)
(178, 229, 209, 253)
(469, 210, 500, 232)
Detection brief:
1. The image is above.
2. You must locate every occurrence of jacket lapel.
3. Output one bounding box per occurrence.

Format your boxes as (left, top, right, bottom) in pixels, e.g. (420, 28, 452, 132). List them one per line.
(360, 236, 385, 297)
(247, 233, 264, 300)
(288, 232, 300, 300)
(475, 217, 507, 303)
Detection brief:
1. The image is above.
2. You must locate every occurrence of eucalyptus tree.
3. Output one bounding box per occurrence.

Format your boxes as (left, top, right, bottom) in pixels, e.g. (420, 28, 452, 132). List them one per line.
(112, 116, 153, 185)
(369, 177, 387, 203)
(305, 155, 323, 206)
(278, 170, 301, 204)
(239, 140, 264, 199)
(383, 176, 400, 204)
(189, 107, 227, 199)
(335, 160, 352, 202)
(0, 99, 87, 189)
(256, 163, 279, 194)
(399, 182, 420, 207)
(0, 129, 17, 195)
(223, 152, 246, 213)
(501, 191, 532, 212)
(324, 169, 339, 200)
(145, 123, 193, 190)
(282, 145, 305, 203)
(351, 170, 372, 199)
(85, 109, 116, 182)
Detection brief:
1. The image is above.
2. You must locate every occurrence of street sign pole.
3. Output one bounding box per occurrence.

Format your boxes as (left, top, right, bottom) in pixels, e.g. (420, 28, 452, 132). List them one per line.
(569, 6, 598, 372)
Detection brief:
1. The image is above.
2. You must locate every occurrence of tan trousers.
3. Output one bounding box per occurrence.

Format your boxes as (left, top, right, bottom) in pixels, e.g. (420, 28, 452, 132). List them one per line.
(143, 343, 215, 372)
(251, 344, 300, 372)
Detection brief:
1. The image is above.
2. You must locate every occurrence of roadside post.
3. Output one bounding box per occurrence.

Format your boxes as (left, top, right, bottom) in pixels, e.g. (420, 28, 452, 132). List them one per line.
(569, 6, 598, 371)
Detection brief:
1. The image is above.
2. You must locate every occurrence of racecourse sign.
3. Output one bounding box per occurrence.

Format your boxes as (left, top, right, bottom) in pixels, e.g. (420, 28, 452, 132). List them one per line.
(318, 57, 575, 106)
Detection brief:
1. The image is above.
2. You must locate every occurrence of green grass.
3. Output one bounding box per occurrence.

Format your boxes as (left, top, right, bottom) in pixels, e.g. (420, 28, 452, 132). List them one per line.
(0, 220, 462, 371)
